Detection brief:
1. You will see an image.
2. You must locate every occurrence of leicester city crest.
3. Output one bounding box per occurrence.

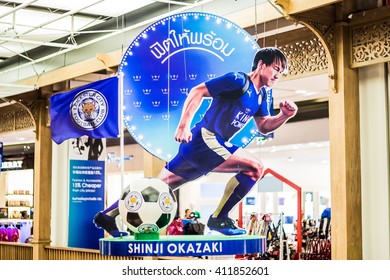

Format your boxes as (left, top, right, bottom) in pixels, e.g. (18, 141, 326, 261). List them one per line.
(124, 191, 143, 212)
(159, 192, 174, 212)
(70, 89, 108, 130)
(138, 224, 159, 233)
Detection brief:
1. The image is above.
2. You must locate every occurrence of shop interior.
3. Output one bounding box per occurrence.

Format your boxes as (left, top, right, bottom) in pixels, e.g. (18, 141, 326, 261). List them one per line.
(1, 71, 331, 259)
(0, 0, 350, 259)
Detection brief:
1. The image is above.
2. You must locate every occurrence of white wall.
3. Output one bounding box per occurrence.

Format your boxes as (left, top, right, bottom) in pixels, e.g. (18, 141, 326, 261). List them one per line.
(359, 64, 390, 260)
(50, 141, 70, 247)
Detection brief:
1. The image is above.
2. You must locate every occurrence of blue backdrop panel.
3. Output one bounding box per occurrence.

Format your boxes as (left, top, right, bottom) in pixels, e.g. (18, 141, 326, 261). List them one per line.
(120, 12, 261, 162)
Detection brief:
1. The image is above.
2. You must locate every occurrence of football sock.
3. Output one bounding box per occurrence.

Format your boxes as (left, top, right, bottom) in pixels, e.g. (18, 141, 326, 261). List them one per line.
(212, 172, 256, 218)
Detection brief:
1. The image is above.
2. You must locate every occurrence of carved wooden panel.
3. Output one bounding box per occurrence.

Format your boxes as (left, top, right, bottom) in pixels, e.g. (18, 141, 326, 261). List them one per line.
(279, 37, 328, 78)
(15, 109, 35, 130)
(0, 112, 15, 133)
(0, 108, 35, 134)
(352, 21, 390, 67)
(309, 21, 335, 60)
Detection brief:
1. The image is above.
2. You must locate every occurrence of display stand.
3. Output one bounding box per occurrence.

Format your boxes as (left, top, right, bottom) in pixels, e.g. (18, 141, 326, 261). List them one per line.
(261, 168, 302, 259)
(100, 235, 266, 257)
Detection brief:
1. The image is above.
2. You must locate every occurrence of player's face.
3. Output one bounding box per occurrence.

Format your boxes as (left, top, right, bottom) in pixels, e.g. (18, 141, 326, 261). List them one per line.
(262, 61, 284, 88)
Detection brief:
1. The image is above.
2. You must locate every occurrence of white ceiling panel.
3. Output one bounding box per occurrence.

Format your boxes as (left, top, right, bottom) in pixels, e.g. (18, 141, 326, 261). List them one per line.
(77, 0, 156, 17)
(0, 42, 37, 58)
(0, 83, 35, 97)
(0, 0, 156, 18)
(0, 0, 217, 73)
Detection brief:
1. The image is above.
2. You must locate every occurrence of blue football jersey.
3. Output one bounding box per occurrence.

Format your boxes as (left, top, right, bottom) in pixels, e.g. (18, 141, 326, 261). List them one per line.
(200, 71, 272, 140)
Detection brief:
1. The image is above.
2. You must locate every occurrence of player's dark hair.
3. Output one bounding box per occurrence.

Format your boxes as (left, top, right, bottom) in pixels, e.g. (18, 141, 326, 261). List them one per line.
(251, 47, 288, 72)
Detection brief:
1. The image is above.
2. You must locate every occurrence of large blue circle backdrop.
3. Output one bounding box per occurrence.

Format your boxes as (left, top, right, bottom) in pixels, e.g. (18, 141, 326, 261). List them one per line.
(120, 12, 260, 162)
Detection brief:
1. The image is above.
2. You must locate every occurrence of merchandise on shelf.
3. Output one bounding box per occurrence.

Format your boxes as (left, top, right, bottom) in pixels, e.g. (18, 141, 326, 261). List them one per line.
(6, 223, 20, 242)
(0, 223, 8, 241)
(1, 169, 34, 221)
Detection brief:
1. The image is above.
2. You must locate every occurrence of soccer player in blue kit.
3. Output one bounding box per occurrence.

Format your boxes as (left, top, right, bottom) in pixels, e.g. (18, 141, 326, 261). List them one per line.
(157, 47, 297, 235)
(93, 47, 298, 237)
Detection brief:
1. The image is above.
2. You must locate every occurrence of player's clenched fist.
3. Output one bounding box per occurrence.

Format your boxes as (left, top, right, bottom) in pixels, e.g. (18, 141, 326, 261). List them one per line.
(279, 100, 298, 118)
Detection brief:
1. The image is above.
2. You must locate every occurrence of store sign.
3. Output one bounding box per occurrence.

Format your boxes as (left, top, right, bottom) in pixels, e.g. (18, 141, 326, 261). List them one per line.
(67, 137, 106, 249)
(1, 160, 23, 170)
(68, 159, 105, 250)
(120, 12, 260, 162)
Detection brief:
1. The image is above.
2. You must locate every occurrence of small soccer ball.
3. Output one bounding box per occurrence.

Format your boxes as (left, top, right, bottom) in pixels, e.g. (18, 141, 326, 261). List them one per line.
(118, 177, 177, 234)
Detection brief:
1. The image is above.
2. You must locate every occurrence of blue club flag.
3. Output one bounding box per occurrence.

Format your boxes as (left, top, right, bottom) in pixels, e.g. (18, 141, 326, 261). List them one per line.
(49, 76, 119, 144)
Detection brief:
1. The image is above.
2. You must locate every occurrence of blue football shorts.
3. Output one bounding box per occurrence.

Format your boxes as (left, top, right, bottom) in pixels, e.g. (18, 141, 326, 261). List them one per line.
(165, 125, 239, 181)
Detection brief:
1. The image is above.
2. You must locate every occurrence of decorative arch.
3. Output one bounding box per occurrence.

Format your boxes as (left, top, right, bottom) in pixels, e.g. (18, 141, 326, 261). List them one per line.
(0, 99, 37, 136)
(274, 1, 337, 92)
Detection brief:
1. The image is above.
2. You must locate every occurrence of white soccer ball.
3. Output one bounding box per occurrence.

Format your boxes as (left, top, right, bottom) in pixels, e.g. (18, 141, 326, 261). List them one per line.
(118, 177, 177, 234)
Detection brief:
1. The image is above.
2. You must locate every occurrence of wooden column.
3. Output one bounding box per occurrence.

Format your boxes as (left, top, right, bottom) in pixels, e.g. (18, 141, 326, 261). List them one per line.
(143, 150, 166, 178)
(32, 100, 52, 260)
(328, 22, 362, 259)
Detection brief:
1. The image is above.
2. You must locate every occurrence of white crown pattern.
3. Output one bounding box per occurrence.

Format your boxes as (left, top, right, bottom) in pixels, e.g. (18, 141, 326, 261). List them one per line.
(180, 88, 189, 95)
(151, 75, 160, 81)
(170, 100, 179, 106)
(133, 101, 142, 107)
(188, 74, 197, 80)
(133, 75, 141, 81)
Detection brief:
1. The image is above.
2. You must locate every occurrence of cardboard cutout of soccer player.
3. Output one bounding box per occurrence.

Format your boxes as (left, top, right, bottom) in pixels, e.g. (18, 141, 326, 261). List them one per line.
(93, 13, 297, 237)
(157, 48, 297, 235)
